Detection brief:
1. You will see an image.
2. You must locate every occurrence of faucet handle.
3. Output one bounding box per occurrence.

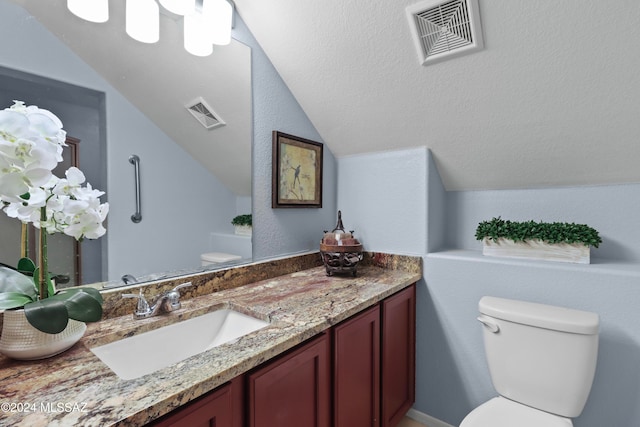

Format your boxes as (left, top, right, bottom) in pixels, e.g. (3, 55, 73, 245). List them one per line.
(122, 289, 151, 317)
(166, 282, 193, 310)
(171, 281, 193, 292)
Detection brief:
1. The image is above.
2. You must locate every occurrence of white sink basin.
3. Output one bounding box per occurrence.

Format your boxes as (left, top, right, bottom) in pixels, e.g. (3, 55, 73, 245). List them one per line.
(91, 308, 269, 380)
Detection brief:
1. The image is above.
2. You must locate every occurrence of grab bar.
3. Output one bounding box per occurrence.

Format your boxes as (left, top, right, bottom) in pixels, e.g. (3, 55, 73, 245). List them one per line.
(129, 154, 142, 223)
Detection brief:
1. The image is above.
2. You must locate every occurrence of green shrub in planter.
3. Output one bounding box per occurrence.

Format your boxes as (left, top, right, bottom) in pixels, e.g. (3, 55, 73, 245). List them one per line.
(475, 217, 602, 248)
(231, 214, 252, 227)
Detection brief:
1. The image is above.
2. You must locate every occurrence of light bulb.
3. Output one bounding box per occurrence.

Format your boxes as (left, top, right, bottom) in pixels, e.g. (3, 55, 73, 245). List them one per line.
(203, 0, 232, 46)
(184, 11, 213, 56)
(159, 0, 196, 16)
(67, 0, 109, 23)
(126, 0, 160, 44)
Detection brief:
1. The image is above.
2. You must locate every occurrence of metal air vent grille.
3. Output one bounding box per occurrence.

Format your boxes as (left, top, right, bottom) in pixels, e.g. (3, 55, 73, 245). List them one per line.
(406, 0, 483, 66)
(186, 97, 225, 129)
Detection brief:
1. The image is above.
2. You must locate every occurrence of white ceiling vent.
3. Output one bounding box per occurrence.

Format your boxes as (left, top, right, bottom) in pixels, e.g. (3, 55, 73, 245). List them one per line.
(186, 97, 225, 130)
(406, 0, 483, 66)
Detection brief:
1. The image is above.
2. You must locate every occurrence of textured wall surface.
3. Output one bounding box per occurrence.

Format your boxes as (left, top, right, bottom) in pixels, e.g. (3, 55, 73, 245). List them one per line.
(233, 16, 338, 261)
(337, 147, 428, 256)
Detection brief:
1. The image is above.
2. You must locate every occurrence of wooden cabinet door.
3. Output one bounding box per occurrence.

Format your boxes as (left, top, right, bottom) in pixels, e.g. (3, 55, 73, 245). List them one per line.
(151, 377, 243, 427)
(248, 333, 331, 427)
(333, 304, 381, 427)
(381, 284, 416, 427)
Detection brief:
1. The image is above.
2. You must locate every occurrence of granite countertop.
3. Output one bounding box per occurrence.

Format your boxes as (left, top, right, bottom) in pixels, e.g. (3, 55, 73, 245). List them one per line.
(0, 254, 421, 427)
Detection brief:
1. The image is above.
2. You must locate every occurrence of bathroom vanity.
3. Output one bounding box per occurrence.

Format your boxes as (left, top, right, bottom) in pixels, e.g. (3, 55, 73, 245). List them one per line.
(0, 252, 420, 427)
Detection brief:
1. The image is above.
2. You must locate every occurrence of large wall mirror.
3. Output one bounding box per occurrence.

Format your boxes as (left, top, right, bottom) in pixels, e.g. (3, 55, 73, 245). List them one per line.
(0, 0, 253, 289)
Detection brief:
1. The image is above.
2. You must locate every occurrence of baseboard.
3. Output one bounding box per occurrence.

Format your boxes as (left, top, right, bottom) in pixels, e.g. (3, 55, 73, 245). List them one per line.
(406, 408, 456, 427)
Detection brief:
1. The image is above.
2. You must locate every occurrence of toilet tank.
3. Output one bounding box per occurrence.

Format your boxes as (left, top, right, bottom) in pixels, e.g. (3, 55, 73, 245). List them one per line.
(478, 296, 599, 418)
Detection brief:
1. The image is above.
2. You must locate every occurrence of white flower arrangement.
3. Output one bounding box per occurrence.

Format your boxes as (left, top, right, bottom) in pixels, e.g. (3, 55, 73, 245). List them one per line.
(0, 100, 108, 240)
(0, 100, 106, 334)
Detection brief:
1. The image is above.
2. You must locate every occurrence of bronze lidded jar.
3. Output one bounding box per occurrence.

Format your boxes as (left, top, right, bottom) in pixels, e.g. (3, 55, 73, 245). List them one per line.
(320, 211, 363, 276)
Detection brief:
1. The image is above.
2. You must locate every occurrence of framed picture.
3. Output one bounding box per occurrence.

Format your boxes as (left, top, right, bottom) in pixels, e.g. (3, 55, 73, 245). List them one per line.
(272, 131, 323, 208)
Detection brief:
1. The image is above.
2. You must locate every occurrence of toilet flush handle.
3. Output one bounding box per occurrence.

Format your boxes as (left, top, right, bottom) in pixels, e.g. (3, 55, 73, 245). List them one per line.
(477, 315, 500, 333)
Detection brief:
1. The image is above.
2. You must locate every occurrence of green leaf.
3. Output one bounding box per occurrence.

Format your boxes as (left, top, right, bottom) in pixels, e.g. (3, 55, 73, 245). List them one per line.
(0, 292, 35, 310)
(77, 286, 103, 304)
(24, 299, 69, 334)
(49, 288, 103, 322)
(0, 266, 38, 299)
(17, 257, 36, 274)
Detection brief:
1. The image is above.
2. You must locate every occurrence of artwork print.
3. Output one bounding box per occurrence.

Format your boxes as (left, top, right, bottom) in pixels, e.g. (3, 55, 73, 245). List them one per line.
(272, 131, 323, 208)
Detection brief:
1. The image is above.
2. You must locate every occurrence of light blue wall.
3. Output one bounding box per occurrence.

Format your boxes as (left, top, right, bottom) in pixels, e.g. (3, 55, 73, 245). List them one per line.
(425, 177, 640, 426)
(443, 184, 640, 262)
(233, 15, 338, 260)
(337, 147, 428, 255)
(339, 148, 640, 427)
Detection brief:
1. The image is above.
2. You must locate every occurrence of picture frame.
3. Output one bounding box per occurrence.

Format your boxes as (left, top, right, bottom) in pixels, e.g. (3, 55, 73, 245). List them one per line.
(272, 131, 323, 208)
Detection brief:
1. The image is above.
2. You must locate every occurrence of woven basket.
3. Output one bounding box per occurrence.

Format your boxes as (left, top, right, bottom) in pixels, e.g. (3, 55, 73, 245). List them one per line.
(0, 309, 86, 360)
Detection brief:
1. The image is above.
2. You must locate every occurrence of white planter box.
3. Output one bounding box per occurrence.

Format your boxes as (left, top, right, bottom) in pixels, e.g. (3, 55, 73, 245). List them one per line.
(482, 237, 590, 264)
(234, 225, 252, 236)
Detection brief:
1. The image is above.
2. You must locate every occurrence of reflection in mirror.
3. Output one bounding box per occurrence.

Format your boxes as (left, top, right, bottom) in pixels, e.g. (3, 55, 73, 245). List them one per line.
(0, 0, 253, 289)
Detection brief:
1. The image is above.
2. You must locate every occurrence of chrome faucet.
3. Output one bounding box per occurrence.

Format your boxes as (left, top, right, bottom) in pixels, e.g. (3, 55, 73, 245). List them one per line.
(122, 282, 193, 319)
(121, 274, 138, 285)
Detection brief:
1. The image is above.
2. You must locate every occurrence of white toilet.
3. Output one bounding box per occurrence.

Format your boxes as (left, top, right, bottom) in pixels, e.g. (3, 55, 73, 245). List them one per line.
(460, 296, 599, 427)
(200, 252, 242, 267)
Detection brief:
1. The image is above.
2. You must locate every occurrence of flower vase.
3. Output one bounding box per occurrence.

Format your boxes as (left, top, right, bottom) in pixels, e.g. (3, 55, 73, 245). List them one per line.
(0, 309, 86, 360)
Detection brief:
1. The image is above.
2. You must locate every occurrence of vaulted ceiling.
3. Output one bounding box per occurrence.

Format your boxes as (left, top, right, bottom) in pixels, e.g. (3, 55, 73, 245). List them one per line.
(236, 0, 640, 190)
(10, 1, 640, 192)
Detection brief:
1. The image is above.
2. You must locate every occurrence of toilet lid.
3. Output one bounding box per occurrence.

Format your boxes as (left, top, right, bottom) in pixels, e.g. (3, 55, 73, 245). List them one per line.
(460, 397, 573, 427)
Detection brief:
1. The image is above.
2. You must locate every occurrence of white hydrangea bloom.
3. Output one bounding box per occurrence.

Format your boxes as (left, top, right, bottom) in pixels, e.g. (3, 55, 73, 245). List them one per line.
(0, 102, 108, 242)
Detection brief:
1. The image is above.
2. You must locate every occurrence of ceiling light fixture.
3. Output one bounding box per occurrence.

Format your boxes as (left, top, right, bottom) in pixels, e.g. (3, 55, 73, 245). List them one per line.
(67, 0, 234, 56)
(126, 0, 160, 44)
(184, 9, 214, 57)
(67, 0, 109, 23)
(205, 0, 233, 46)
(184, 0, 233, 56)
(159, 0, 196, 16)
